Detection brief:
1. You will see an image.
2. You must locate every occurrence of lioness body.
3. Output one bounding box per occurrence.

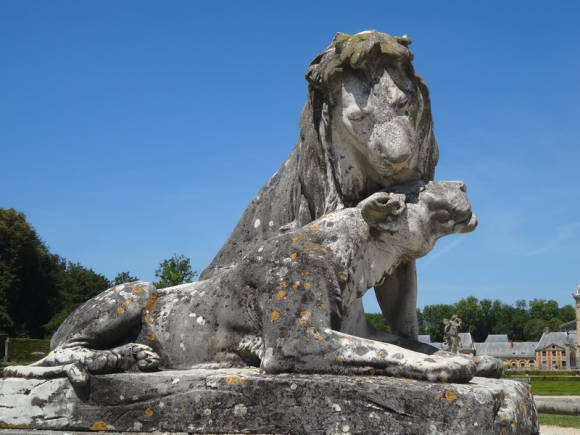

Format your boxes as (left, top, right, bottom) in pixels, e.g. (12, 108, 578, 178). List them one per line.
(7, 181, 479, 384)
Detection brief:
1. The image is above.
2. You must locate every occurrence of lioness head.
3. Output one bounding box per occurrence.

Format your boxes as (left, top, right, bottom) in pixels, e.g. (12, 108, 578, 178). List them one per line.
(360, 180, 477, 257)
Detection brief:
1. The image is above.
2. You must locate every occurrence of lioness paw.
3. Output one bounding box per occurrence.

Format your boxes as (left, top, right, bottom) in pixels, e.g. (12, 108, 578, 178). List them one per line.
(421, 355, 475, 383)
(360, 192, 406, 226)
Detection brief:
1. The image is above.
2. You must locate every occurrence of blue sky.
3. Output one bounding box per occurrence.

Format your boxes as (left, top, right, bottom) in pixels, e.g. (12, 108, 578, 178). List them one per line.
(1, 1, 579, 312)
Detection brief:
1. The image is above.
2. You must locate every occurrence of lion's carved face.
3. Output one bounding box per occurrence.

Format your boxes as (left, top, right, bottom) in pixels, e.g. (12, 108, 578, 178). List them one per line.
(328, 67, 427, 198)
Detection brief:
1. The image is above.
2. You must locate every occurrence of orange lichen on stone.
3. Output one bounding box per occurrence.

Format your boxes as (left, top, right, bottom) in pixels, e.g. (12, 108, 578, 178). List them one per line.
(145, 294, 159, 311)
(144, 408, 154, 416)
(116, 307, 126, 315)
(279, 281, 287, 288)
(291, 235, 300, 242)
(90, 421, 108, 431)
(225, 376, 246, 385)
(337, 271, 347, 281)
(132, 287, 145, 294)
(306, 327, 325, 340)
(309, 224, 318, 230)
(444, 391, 458, 403)
(270, 311, 281, 321)
(180, 407, 188, 413)
(298, 311, 311, 324)
(0, 423, 29, 429)
(291, 282, 300, 290)
(276, 290, 286, 299)
(146, 333, 156, 341)
(319, 247, 328, 253)
(303, 283, 311, 289)
(368, 368, 376, 375)
(289, 252, 298, 260)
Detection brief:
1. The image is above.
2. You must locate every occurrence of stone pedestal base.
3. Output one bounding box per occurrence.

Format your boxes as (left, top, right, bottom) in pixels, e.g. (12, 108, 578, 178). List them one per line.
(0, 368, 538, 434)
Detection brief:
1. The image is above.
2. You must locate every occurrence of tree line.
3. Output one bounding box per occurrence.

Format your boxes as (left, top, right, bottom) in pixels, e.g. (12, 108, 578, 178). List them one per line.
(0, 208, 196, 338)
(366, 296, 575, 342)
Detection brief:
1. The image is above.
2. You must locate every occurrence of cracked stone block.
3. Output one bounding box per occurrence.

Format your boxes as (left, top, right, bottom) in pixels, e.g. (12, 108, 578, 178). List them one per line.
(0, 369, 538, 434)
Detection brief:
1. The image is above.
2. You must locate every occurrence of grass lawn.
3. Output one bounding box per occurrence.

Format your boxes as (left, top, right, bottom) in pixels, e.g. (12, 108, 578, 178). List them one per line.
(532, 380, 580, 395)
(539, 413, 580, 429)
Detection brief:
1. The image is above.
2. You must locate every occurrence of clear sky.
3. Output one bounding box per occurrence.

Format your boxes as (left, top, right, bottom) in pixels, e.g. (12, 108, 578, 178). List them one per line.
(1, 1, 579, 312)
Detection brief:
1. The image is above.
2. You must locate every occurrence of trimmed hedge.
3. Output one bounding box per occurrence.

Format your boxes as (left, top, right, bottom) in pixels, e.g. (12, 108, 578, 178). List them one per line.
(504, 370, 580, 377)
(4, 338, 50, 362)
(509, 376, 580, 382)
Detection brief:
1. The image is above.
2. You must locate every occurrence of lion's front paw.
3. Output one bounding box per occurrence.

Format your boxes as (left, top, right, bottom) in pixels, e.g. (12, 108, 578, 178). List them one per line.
(135, 345, 160, 372)
(473, 355, 503, 378)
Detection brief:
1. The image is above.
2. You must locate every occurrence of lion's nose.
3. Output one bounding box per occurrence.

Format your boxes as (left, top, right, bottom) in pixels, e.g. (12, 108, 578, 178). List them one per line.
(385, 145, 412, 164)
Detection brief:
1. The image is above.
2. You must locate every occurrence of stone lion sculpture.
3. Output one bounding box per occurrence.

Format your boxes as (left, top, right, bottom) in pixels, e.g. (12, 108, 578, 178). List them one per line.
(4, 31, 502, 391)
(4, 181, 478, 392)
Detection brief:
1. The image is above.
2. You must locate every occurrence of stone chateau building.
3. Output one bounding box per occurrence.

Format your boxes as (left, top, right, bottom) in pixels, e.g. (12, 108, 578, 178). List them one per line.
(419, 283, 580, 370)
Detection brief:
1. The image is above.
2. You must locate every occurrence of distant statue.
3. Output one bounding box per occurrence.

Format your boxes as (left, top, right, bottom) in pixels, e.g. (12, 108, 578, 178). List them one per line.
(443, 315, 462, 354)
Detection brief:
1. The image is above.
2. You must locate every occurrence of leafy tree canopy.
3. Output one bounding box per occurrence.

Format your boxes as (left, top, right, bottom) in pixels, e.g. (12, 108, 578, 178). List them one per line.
(113, 271, 139, 286)
(154, 254, 197, 289)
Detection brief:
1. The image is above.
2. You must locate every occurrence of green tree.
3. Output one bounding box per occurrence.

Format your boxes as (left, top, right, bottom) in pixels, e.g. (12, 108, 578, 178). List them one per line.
(0, 208, 59, 337)
(524, 318, 548, 341)
(113, 271, 139, 285)
(365, 313, 391, 333)
(454, 297, 485, 341)
(529, 299, 560, 321)
(155, 254, 197, 289)
(44, 258, 111, 335)
(559, 305, 576, 323)
(421, 304, 455, 342)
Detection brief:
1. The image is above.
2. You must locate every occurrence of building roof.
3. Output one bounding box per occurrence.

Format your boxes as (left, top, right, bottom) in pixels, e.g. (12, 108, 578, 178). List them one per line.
(484, 334, 509, 343)
(459, 332, 474, 350)
(418, 335, 431, 344)
(475, 342, 536, 359)
(560, 320, 576, 332)
(535, 331, 576, 351)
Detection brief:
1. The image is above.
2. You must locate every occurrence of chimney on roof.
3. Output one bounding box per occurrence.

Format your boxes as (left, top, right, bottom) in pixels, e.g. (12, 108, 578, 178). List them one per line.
(543, 327, 550, 334)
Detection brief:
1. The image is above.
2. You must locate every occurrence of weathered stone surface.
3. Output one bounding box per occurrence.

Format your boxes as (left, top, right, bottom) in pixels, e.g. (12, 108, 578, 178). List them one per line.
(0, 369, 537, 434)
(534, 395, 580, 415)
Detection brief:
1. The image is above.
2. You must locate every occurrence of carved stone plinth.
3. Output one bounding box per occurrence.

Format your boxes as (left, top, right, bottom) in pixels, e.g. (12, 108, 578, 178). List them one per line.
(0, 368, 538, 434)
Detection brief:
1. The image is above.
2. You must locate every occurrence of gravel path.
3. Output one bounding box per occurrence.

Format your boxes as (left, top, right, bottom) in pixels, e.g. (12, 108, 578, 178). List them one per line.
(541, 425, 580, 434)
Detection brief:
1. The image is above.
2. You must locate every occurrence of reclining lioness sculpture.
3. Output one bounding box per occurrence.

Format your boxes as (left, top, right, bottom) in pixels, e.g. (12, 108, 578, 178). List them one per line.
(5, 181, 477, 386)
